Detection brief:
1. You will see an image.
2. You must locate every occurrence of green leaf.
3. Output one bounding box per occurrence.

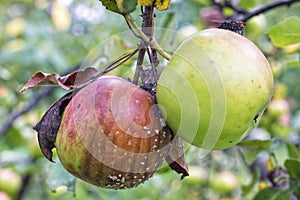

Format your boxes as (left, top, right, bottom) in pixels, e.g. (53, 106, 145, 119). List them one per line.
(99, 0, 137, 14)
(267, 16, 300, 47)
(290, 179, 300, 198)
(286, 142, 300, 160)
(117, 0, 137, 13)
(242, 169, 259, 196)
(99, 0, 121, 13)
(239, 139, 272, 150)
(238, 139, 272, 163)
(240, 0, 256, 9)
(254, 187, 291, 200)
(284, 159, 300, 180)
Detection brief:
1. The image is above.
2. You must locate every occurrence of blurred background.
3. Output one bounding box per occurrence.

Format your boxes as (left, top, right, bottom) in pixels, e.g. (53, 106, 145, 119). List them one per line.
(0, 0, 300, 199)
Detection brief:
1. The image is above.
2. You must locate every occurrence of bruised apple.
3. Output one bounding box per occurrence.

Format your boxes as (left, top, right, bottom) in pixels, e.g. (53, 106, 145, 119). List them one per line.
(55, 76, 172, 189)
(156, 29, 273, 150)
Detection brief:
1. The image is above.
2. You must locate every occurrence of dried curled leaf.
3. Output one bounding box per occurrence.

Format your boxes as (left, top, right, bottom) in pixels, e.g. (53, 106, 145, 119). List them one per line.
(138, 0, 171, 10)
(166, 136, 189, 179)
(99, 0, 137, 14)
(20, 67, 98, 92)
(34, 91, 75, 162)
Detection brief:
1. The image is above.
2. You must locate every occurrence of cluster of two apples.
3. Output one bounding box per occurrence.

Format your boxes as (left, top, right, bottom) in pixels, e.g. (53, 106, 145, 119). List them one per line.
(54, 29, 273, 189)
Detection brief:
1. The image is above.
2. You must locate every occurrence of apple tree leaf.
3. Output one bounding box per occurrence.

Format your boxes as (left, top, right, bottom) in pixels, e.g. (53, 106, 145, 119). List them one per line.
(165, 135, 189, 179)
(238, 139, 272, 164)
(254, 187, 291, 200)
(116, 0, 137, 13)
(99, 0, 137, 14)
(267, 16, 300, 47)
(242, 169, 259, 196)
(286, 142, 300, 160)
(20, 67, 98, 92)
(34, 91, 75, 162)
(284, 159, 300, 180)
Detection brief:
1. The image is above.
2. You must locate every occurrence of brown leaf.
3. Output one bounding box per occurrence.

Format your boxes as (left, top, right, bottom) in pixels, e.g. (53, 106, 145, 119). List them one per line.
(34, 91, 75, 162)
(166, 136, 189, 179)
(20, 67, 99, 92)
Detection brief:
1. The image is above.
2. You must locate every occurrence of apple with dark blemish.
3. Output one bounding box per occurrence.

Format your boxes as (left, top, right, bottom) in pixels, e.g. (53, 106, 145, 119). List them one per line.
(55, 76, 172, 189)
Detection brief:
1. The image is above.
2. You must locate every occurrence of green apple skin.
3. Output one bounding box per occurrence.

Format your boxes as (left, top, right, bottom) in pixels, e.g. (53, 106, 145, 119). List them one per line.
(156, 28, 273, 150)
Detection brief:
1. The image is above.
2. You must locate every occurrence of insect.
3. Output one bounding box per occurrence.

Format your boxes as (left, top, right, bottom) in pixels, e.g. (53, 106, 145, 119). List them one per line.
(212, 19, 246, 35)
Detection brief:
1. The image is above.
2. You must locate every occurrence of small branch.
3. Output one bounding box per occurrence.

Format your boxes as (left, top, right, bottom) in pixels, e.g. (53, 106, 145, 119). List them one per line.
(212, 0, 300, 22)
(17, 173, 31, 200)
(0, 64, 81, 138)
(213, 0, 247, 15)
(147, 45, 159, 83)
(0, 87, 54, 137)
(133, 45, 146, 84)
(241, 0, 300, 21)
(124, 14, 171, 61)
(102, 48, 139, 74)
(124, 14, 140, 38)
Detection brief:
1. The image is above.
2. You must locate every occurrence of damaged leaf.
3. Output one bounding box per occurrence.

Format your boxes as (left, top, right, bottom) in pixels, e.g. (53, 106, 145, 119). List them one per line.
(34, 91, 75, 162)
(166, 136, 189, 179)
(20, 67, 98, 92)
(99, 0, 137, 14)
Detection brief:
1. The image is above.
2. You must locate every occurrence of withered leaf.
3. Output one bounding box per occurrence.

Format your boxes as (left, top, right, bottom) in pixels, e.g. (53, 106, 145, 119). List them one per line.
(166, 136, 189, 179)
(34, 91, 75, 162)
(20, 67, 99, 92)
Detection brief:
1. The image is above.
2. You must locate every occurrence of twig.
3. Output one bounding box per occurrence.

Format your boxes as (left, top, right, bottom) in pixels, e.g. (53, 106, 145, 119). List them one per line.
(241, 0, 300, 21)
(124, 14, 171, 60)
(17, 173, 31, 200)
(213, 0, 247, 15)
(0, 86, 54, 137)
(124, 14, 140, 38)
(133, 6, 157, 86)
(133, 45, 146, 84)
(0, 64, 81, 138)
(212, 0, 300, 22)
(102, 48, 139, 74)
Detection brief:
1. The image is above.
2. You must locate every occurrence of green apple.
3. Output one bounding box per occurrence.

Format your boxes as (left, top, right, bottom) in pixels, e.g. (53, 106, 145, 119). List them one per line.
(156, 28, 273, 150)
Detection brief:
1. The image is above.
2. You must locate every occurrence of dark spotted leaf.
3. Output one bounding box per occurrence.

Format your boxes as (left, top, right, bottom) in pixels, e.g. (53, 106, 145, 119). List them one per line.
(20, 67, 98, 92)
(166, 136, 189, 179)
(34, 91, 75, 162)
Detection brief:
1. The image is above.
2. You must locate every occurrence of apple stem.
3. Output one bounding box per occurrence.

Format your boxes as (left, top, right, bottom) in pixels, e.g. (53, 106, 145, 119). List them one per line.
(124, 14, 171, 61)
(133, 45, 146, 84)
(131, 6, 160, 93)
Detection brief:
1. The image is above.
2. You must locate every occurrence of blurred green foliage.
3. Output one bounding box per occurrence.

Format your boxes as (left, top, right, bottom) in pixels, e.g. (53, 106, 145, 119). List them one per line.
(0, 0, 300, 200)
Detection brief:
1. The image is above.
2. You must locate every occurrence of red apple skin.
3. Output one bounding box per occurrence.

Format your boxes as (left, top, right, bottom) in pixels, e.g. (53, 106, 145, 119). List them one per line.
(55, 76, 172, 189)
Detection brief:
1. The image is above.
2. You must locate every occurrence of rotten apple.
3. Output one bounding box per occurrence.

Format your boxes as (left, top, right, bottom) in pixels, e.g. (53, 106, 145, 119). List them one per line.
(156, 28, 273, 150)
(55, 76, 172, 189)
